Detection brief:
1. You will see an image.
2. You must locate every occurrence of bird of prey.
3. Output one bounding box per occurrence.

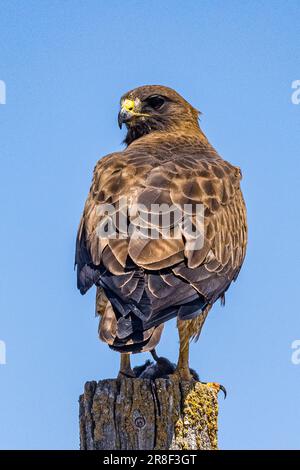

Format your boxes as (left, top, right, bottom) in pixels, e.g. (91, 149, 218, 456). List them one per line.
(75, 85, 247, 380)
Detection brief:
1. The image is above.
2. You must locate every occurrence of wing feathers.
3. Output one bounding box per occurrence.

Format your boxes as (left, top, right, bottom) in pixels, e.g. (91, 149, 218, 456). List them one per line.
(75, 135, 247, 352)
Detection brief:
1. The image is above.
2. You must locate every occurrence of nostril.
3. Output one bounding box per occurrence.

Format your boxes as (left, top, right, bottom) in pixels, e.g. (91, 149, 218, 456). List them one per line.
(122, 99, 135, 113)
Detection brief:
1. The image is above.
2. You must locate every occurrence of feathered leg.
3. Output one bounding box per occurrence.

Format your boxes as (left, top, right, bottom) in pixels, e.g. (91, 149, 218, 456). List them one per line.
(96, 290, 134, 379)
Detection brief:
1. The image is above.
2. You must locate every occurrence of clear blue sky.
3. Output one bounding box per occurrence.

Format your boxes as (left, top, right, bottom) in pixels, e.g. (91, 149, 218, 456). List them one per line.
(0, 0, 299, 450)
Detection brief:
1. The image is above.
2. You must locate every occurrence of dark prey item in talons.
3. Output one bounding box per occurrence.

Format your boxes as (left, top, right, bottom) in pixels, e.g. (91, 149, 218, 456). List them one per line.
(134, 355, 200, 381)
(134, 358, 175, 380)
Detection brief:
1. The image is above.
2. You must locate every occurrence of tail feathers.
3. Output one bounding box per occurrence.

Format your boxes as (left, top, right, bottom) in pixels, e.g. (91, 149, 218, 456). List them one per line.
(109, 323, 164, 354)
(98, 300, 164, 353)
(97, 270, 208, 354)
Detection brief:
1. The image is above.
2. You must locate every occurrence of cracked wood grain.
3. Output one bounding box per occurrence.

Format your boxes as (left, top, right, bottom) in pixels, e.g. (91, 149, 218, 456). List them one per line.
(79, 378, 219, 450)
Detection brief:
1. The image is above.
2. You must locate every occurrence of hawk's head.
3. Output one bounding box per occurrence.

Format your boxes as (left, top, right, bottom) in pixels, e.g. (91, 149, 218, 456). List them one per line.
(118, 85, 200, 145)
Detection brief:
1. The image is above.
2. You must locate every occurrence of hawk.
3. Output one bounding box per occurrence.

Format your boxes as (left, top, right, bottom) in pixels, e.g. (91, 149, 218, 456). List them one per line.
(75, 85, 247, 380)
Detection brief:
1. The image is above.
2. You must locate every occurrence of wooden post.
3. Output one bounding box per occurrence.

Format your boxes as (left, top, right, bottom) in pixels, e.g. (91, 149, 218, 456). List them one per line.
(79, 378, 219, 450)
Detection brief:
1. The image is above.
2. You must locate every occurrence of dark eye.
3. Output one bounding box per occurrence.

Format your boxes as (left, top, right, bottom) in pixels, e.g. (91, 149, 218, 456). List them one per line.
(147, 95, 165, 110)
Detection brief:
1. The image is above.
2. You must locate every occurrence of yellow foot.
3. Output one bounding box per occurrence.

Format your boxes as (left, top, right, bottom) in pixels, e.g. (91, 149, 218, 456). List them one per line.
(170, 367, 195, 382)
(117, 369, 136, 380)
(205, 382, 227, 399)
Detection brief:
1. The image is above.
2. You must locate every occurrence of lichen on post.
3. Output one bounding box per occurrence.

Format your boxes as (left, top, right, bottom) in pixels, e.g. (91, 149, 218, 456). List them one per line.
(79, 378, 219, 450)
(171, 381, 219, 450)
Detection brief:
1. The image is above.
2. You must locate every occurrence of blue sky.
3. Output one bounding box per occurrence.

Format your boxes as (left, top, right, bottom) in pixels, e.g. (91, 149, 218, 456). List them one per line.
(0, 0, 300, 450)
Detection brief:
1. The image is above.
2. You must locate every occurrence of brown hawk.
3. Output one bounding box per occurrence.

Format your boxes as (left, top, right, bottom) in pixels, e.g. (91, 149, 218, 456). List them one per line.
(75, 85, 247, 380)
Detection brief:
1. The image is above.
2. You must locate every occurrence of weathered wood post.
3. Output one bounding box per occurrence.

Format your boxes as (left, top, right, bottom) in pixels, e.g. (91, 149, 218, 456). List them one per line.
(79, 378, 219, 450)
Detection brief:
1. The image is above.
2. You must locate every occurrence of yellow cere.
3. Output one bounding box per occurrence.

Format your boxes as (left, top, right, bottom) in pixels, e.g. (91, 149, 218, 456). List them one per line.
(122, 99, 135, 112)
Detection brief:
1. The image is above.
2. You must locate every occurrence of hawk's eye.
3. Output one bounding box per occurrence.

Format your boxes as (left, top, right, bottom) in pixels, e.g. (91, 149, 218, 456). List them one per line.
(147, 95, 165, 110)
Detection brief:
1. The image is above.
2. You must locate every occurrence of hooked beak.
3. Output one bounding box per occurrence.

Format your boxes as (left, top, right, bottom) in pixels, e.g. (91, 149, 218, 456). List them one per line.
(118, 98, 136, 129)
(118, 108, 132, 128)
(118, 98, 149, 129)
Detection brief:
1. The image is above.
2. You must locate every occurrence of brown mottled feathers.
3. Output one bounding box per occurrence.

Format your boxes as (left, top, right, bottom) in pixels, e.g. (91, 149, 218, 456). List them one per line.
(76, 87, 247, 354)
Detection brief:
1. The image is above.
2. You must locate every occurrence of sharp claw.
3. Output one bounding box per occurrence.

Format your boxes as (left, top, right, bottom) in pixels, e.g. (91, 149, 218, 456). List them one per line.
(219, 384, 227, 399)
(204, 382, 227, 399)
(150, 348, 160, 362)
(117, 370, 136, 380)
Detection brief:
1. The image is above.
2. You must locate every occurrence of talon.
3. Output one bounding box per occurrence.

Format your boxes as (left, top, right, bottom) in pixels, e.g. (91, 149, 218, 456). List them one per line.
(219, 384, 227, 399)
(117, 370, 136, 380)
(150, 348, 160, 362)
(118, 353, 135, 379)
(205, 382, 227, 399)
(171, 367, 194, 382)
